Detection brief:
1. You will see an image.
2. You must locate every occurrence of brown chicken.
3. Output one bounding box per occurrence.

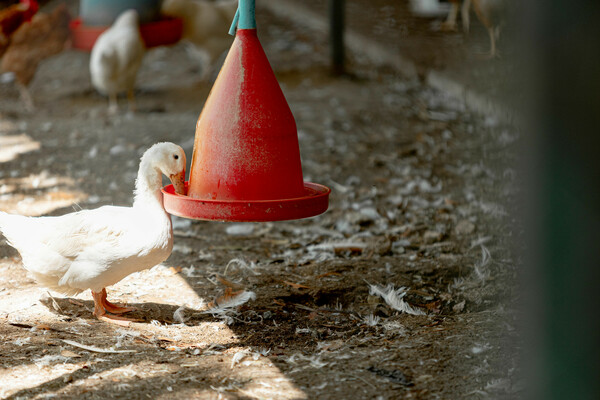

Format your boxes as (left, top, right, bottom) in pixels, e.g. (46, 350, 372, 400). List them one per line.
(471, 0, 505, 58)
(441, 0, 470, 32)
(441, 0, 506, 58)
(1, 2, 70, 110)
(0, 0, 39, 57)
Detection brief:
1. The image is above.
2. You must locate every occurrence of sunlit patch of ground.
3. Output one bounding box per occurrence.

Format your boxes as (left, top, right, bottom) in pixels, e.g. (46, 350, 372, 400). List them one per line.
(0, 133, 41, 163)
(0, 171, 87, 216)
(1, 120, 87, 216)
(0, 262, 307, 399)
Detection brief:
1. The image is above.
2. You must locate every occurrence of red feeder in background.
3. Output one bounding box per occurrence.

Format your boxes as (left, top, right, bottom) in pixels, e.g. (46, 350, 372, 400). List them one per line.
(70, 17, 183, 51)
(70, 0, 182, 51)
(162, 0, 330, 222)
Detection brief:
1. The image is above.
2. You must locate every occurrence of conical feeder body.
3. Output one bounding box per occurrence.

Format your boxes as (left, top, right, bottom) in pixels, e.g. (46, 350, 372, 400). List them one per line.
(188, 29, 305, 201)
(161, 14, 330, 222)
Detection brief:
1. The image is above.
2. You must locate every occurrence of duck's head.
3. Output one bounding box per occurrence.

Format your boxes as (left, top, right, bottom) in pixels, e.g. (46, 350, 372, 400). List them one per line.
(150, 142, 187, 195)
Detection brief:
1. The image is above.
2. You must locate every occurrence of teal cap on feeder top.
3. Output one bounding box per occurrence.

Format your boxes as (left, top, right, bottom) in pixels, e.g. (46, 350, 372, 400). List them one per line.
(229, 0, 256, 35)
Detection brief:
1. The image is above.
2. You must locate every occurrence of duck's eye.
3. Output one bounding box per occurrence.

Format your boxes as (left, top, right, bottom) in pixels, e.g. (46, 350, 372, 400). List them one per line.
(173, 154, 179, 160)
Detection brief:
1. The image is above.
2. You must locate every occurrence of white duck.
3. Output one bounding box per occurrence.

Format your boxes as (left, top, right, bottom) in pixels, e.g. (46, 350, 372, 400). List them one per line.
(0, 142, 187, 325)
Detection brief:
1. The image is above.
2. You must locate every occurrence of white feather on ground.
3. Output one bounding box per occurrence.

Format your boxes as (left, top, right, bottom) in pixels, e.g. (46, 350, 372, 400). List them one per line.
(203, 290, 256, 315)
(61, 339, 135, 354)
(173, 306, 187, 324)
(368, 283, 426, 316)
(230, 350, 249, 369)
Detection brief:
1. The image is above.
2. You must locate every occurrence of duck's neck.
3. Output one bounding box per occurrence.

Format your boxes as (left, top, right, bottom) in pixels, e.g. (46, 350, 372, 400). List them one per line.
(133, 154, 164, 208)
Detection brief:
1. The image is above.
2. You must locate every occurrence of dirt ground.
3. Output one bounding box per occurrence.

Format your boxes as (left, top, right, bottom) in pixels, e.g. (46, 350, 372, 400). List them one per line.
(0, 1, 521, 399)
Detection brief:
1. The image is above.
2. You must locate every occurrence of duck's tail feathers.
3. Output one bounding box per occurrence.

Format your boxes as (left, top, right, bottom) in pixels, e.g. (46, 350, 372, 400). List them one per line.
(31, 272, 84, 296)
(0, 211, 32, 250)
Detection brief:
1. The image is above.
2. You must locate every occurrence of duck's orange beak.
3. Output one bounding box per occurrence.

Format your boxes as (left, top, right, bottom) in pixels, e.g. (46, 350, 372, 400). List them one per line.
(169, 170, 186, 195)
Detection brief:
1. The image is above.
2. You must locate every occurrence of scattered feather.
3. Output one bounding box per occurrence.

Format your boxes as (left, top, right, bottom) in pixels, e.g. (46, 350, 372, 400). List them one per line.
(62, 339, 135, 353)
(203, 290, 256, 315)
(398, 178, 442, 195)
(449, 277, 466, 292)
(367, 283, 426, 316)
(172, 216, 192, 230)
(173, 306, 187, 324)
(471, 343, 492, 354)
(382, 321, 407, 334)
(225, 224, 255, 236)
(308, 356, 328, 369)
(115, 383, 132, 391)
(484, 378, 512, 392)
(328, 179, 351, 193)
(307, 241, 367, 253)
(254, 348, 271, 358)
(181, 265, 202, 278)
(224, 258, 259, 275)
(114, 329, 140, 348)
(473, 245, 492, 281)
(360, 207, 381, 220)
(173, 244, 194, 255)
(231, 350, 249, 368)
(13, 337, 31, 346)
(0, 71, 15, 84)
(470, 236, 492, 249)
(34, 354, 69, 368)
(363, 314, 380, 326)
(285, 353, 328, 369)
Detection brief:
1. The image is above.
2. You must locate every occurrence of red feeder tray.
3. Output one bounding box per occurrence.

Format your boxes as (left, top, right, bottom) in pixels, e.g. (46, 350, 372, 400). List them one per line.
(162, 182, 330, 222)
(69, 16, 183, 51)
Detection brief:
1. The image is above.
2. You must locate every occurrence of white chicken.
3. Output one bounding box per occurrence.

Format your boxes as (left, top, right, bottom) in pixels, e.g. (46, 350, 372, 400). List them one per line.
(0, 142, 187, 325)
(161, 0, 237, 80)
(89, 9, 146, 114)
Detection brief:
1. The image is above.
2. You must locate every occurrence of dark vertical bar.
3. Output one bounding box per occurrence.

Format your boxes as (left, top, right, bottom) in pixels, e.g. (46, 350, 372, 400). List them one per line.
(521, 1, 600, 399)
(329, 0, 345, 75)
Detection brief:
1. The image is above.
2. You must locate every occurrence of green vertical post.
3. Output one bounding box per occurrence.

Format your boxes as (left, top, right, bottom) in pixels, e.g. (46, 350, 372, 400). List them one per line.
(329, 0, 345, 75)
(522, 1, 600, 399)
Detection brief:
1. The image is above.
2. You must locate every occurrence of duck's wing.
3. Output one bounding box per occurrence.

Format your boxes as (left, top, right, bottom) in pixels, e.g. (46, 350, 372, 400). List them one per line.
(57, 205, 173, 292)
(2, 206, 171, 293)
(1, 206, 134, 279)
(40, 206, 135, 259)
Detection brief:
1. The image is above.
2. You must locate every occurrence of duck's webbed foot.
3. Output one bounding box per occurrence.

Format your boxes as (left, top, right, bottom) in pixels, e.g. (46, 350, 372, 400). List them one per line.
(99, 288, 136, 314)
(91, 288, 140, 326)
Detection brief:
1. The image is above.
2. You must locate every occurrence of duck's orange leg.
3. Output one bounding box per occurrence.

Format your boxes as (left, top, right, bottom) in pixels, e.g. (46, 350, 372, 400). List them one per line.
(91, 289, 140, 326)
(99, 288, 135, 314)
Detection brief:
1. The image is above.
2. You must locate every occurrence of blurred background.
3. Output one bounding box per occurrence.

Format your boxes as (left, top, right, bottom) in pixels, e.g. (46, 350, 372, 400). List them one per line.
(0, 0, 598, 399)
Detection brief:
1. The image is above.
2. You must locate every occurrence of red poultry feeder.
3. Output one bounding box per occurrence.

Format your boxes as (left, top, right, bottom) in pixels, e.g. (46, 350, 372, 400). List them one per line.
(70, 16, 183, 51)
(162, 0, 330, 222)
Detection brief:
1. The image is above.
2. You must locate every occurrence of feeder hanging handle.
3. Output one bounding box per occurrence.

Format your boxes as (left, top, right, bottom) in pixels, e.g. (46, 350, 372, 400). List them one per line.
(229, 0, 257, 36)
